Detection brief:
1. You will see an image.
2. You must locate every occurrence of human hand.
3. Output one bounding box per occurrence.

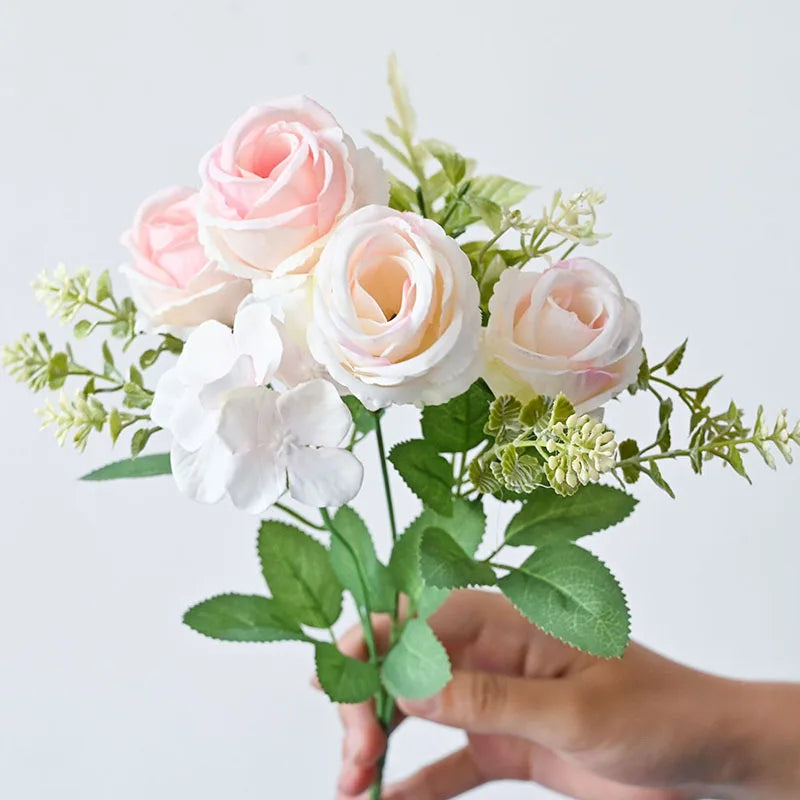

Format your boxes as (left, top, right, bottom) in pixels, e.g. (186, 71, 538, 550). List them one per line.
(322, 590, 800, 800)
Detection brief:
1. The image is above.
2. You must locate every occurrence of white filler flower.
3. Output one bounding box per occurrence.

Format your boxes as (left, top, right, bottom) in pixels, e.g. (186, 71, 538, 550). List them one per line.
(151, 307, 362, 512)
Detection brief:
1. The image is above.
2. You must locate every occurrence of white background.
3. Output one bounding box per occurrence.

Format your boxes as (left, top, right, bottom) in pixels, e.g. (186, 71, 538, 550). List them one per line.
(1, 1, 798, 798)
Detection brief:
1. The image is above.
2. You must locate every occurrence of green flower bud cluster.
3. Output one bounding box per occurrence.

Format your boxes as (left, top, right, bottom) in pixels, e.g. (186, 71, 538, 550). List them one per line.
(470, 393, 618, 498)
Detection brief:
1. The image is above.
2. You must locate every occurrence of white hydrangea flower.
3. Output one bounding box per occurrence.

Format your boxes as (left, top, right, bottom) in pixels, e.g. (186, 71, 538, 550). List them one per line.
(151, 305, 362, 512)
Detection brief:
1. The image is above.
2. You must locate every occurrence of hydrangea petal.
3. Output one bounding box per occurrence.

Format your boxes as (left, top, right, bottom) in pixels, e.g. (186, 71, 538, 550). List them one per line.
(286, 445, 363, 507)
(277, 379, 353, 447)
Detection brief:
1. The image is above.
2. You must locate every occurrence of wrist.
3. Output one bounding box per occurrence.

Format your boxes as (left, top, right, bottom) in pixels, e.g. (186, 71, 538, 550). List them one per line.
(685, 676, 800, 800)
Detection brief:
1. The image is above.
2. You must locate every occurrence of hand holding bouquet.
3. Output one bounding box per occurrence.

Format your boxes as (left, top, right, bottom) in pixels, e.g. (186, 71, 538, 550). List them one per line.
(4, 57, 798, 798)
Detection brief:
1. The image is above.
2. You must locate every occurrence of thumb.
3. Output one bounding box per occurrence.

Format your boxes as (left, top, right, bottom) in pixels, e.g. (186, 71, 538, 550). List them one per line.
(396, 669, 581, 749)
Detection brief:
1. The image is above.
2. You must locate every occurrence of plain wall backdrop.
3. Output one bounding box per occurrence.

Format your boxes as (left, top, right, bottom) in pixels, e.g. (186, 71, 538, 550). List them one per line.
(1, 1, 798, 798)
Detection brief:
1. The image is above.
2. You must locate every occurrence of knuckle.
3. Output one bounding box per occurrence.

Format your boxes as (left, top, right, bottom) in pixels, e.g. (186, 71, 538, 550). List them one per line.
(469, 672, 507, 721)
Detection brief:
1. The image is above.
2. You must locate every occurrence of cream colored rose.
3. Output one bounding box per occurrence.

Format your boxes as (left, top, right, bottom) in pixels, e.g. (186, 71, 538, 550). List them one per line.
(121, 186, 249, 330)
(484, 258, 642, 413)
(308, 205, 482, 410)
(198, 96, 388, 279)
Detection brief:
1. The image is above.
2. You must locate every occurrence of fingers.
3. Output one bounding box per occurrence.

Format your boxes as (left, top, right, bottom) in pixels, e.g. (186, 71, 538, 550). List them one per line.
(382, 748, 486, 800)
(397, 668, 580, 750)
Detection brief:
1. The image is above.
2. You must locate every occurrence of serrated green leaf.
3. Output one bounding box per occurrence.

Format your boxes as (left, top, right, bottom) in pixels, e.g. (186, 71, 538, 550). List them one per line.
(421, 381, 493, 453)
(80, 453, 171, 481)
(389, 439, 453, 516)
(329, 506, 395, 613)
(381, 619, 451, 699)
(551, 394, 575, 424)
(314, 643, 381, 703)
(485, 395, 522, 442)
(519, 395, 551, 428)
(183, 594, 308, 643)
(663, 339, 687, 375)
(389, 498, 485, 617)
(469, 174, 533, 208)
(258, 522, 343, 629)
(498, 544, 630, 658)
(420, 527, 496, 589)
(506, 484, 637, 546)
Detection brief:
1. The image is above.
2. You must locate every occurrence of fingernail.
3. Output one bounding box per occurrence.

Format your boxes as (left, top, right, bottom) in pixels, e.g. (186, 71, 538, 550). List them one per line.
(397, 693, 439, 716)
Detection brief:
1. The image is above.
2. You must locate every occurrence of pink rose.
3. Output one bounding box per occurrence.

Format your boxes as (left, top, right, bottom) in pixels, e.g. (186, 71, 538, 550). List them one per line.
(121, 187, 249, 329)
(197, 96, 388, 279)
(483, 258, 643, 413)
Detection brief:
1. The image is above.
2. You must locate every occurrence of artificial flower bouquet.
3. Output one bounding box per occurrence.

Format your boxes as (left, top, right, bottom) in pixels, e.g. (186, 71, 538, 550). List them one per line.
(4, 57, 798, 797)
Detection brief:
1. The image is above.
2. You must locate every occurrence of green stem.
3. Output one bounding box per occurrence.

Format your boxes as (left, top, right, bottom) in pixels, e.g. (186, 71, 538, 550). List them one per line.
(373, 414, 399, 543)
(275, 503, 325, 531)
(439, 181, 471, 229)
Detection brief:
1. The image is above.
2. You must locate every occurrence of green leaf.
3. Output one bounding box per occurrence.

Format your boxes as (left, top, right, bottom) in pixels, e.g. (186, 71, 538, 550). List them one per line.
(477, 253, 507, 310)
(80, 452, 171, 481)
(618, 439, 640, 484)
(73, 319, 93, 339)
(506, 484, 638, 547)
(469, 174, 534, 208)
(183, 594, 308, 643)
(498, 543, 630, 658)
(646, 461, 676, 498)
(130, 426, 159, 457)
(329, 506, 395, 613)
(47, 351, 69, 390)
(467, 195, 503, 234)
(342, 395, 379, 436)
(421, 381, 493, 453)
(366, 131, 413, 171)
(387, 53, 416, 138)
(161, 333, 184, 355)
(381, 619, 451, 699)
(95, 270, 113, 303)
(657, 398, 673, 453)
(314, 643, 381, 703)
(139, 349, 160, 369)
(695, 376, 722, 406)
(519, 395, 551, 428)
(485, 395, 522, 442)
(258, 521, 343, 629)
(389, 439, 454, 516)
(389, 498, 485, 617)
(108, 408, 123, 444)
(388, 174, 419, 212)
(663, 339, 687, 375)
(420, 527, 496, 589)
(551, 393, 575, 424)
(629, 349, 649, 394)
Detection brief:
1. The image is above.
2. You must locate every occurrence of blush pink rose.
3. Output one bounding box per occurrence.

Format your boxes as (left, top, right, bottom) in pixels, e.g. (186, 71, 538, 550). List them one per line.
(121, 187, 250, 330)
(483, 258, 643, 413)
(197, 96, 388, 279)
(307, 205, 482, 410)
